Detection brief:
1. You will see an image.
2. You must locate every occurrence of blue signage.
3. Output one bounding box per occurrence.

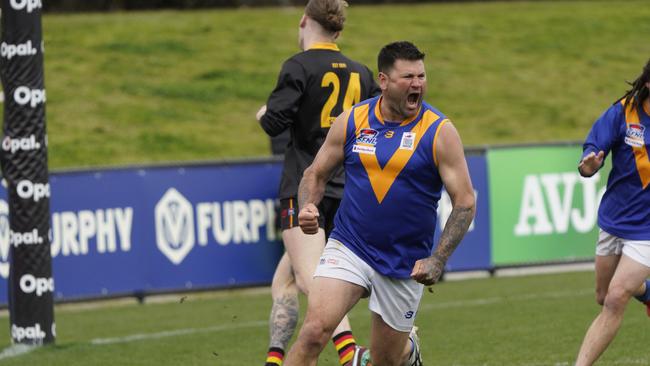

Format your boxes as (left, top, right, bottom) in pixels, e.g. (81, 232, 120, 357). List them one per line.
(0, 155, 493, 306)
(434, 155, 491, 271)
(0, 161, 284, 304)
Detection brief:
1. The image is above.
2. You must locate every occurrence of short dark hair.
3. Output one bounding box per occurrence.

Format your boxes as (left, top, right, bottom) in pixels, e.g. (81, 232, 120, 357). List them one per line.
(377, 41, 425, 74)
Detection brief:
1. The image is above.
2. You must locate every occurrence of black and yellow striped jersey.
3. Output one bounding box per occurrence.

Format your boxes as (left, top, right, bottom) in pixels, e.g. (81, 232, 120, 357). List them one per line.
(260, 42, 381, 200)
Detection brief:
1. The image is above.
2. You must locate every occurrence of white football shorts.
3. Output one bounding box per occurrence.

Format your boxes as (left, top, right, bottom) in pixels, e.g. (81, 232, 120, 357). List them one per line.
(313, 239, 424, 332)
(596, 229, 650, 268)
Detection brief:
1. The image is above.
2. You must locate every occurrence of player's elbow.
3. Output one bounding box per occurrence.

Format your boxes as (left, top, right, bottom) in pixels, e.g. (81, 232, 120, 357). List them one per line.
(454, 192, 476, 216)
(303, 165, 330, 193)
(303, 165, 323, 183)
(260, 121, 284, 137)
(259, 115, 288, 137)
(302, 165, 315, 180)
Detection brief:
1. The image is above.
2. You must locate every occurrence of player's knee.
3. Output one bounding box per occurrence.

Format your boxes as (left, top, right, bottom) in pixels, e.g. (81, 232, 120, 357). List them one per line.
(299, 317, 332, 348)
(294, 271, 313, 295)
(603, 287, 631, 313)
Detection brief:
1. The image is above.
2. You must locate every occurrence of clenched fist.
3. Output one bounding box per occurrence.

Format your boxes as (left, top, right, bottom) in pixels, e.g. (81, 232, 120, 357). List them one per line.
(410, 255, 445, 286)
(298, 203, 320, 235)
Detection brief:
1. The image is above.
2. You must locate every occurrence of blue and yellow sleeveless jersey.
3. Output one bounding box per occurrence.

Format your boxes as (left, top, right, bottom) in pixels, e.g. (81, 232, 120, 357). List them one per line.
(329, 96, 449, 278)
(582, 99, 650, 240)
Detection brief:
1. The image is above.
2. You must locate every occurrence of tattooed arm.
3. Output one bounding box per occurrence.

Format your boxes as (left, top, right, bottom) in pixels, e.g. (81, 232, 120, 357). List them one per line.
(411, 121, 476, 286)
(297, 110, 348, 234)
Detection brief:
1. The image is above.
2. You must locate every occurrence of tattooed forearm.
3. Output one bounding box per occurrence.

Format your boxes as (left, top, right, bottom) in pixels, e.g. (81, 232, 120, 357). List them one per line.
(433, 206, 474, 262)
(297, 167, 325, 210)
(269, 293, 299, 349)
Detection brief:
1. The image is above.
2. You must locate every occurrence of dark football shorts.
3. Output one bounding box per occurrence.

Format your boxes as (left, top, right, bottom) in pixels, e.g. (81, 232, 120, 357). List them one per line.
(280, 197, 341, 238)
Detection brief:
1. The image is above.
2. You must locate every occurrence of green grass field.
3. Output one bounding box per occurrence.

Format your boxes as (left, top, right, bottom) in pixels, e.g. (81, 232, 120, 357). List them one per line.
(0, 270, 647, 365)
(2, 1, 649, 169)
(1, 2, 650, 365)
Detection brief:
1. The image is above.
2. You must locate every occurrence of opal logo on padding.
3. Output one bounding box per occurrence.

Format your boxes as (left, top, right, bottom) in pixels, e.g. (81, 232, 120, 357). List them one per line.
(17, 180, 50, 202)
(155, 188, 195, 265)
(0, 41, 38, 60)
(12, 323, 45, 343)
(2, 135, 41, 154)
(13, 86, 46, 108)
(19, 274, 54, 296)
(10, 229, 43, 247)
(10, 0, 42, 13)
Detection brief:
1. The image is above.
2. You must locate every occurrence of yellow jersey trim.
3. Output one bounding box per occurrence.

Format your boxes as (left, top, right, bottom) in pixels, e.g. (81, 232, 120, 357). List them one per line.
(373, 96, 422, 127)
(432, 119, 450, 167)
(354, 107, 440, 203)
(621, 100, 650, 189)
(308, 42, 340, 51)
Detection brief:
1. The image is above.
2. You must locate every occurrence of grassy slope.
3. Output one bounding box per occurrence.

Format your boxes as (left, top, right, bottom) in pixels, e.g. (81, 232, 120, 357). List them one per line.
(0, 271, 647, 365)
(3, 1, 648, 169)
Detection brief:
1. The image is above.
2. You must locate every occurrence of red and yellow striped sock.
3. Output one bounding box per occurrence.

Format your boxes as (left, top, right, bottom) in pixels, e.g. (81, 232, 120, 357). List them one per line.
(332, 331, 356, 365)
(264, 347, 284, 366)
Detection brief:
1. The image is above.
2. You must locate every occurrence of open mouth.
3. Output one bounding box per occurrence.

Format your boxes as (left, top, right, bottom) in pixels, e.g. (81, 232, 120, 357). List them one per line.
(407, 92, 420, 106)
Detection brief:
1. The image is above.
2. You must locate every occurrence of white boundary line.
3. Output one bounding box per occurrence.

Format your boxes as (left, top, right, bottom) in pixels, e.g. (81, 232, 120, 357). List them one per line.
(90, 288, 594, 346)
(0, 344, 39, 361)
(494, 262, 594, 277)
(444, 262, 595, 281)
(90, 320, 267, 345)
(419, 288, 592, 311)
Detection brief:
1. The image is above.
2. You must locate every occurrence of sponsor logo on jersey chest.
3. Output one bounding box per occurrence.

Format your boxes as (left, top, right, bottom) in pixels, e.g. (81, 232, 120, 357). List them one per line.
(625, 124, 645, 148)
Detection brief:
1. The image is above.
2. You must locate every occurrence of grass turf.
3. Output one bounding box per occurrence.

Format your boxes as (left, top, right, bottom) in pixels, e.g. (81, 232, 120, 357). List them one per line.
(0, 270, 647, 365)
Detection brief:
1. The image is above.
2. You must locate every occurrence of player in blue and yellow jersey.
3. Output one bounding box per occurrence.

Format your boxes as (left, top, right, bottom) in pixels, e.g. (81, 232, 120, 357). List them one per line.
(283, 42, 476, 366)
(255, 1, 380, 365)
(575, 59, 650, 366)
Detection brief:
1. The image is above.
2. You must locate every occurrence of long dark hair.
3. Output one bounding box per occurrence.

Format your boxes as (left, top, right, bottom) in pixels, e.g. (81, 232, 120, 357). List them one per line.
(621, 58, 650, 111)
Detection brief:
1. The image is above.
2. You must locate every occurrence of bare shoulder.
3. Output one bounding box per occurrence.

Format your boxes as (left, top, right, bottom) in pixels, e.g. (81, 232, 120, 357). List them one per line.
(332, 109, 351, 129)
(326, 109, 352, 142)
(437, 120, 462, 145)
(435, 120, 466, 164)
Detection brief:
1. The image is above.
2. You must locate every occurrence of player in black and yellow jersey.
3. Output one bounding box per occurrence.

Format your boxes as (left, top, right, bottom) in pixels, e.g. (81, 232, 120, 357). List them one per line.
(256, 1, 380, 365)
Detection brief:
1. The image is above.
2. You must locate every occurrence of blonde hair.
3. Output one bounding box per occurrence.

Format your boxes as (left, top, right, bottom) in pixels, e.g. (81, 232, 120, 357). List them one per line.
(305, 0, 348, 33)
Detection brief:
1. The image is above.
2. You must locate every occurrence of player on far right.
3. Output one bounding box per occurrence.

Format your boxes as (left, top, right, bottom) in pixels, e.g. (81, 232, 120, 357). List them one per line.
(575, 58, 650, 366)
